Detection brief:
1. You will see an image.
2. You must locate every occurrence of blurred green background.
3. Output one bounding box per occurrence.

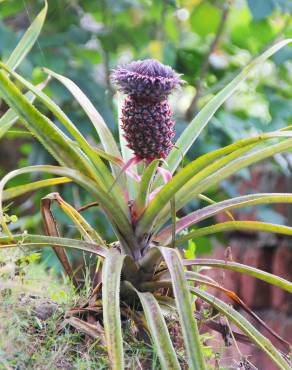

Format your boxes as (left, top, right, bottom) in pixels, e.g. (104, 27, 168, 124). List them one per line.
(0, 0, 291, 263)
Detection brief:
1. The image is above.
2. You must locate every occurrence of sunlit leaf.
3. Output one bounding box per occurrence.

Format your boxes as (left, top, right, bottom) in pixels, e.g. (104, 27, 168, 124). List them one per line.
(0, 234, 107, 257)
(0, 78, 48, 139)
(183, 259, 292, 293)
(135, 290, 180, 370)
(117, 92, 138, 198)
(5, 1, 48, 70)
(0, 165, 134, 252)
(157, 193, 292, 244)
(44, 68, 122, 167)
(190, 287, 291, 369)
(2, 177, 71, 201)
(102, 249, 125, 370)
(0, 63, 128, 216)
(175, 220, 292, 245)
(160, 247, 206, 370)
(134, 159, 160, 217)
(0, 70, 99, 180)
(137, 132, 292, 239)
(177, 139, 292, 209)
(166, 38, 292, 174)
(151, 136, 292, 235)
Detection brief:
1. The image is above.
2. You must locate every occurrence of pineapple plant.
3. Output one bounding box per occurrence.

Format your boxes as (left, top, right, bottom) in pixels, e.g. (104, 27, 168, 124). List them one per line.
(0, 3, 292, 369)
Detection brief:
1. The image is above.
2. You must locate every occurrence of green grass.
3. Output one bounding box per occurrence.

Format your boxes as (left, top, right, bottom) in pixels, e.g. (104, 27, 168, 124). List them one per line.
(0, 248, 224, 369)
(0, 250, 167, 370)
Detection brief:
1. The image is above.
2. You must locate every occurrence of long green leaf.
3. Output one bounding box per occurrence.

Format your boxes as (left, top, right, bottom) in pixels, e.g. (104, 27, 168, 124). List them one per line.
(160, 247, 206, 370)
(147, 273, 290, 349)
(117, 92, 138, 199)
(0, 79, 48, 139)
(157, 193, 292, 244)
(153, 136, 292, 234)
(0, 234, 106, 257)
(0, 165, 134, 252)
(155, 296, 255, 347)
(183, 259, 292, 293)
(2, 177, 71, 201)
(5, 1, 48, 70)
(0, 68, 133, 244)
(44, 68, 121, 163)
(166, 38, 292, 174)
(0, 63, 129, 216)
(0, 70, 100, 181)
(136, 290, 181, 370)
(0, 92, 34, 139)
(102, 249, 125, 370)
(137, 132, 292, 239)
(135, 159, 160, 217)
(154, 130, 292, 190)
(190, 287, 291, 369)
(154, 269, 218, 286)
(185, 272, 290, 349)
(0, 64, 106, 169)
(136, 144, 252, 240)
(178, 138, 292, 209)
(175, 221, 292, 245)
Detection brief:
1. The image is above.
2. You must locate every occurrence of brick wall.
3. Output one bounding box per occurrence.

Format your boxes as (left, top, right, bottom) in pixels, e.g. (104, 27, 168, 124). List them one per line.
(203, 164, 292, 367)
(204, 235, 291, 369)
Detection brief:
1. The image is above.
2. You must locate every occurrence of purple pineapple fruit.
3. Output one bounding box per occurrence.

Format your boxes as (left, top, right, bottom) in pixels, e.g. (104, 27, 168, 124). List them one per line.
(112, 59, 183, 160)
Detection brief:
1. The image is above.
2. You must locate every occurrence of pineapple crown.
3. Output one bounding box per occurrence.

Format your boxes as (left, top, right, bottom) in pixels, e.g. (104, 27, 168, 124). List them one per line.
(112, 59, 183, 101)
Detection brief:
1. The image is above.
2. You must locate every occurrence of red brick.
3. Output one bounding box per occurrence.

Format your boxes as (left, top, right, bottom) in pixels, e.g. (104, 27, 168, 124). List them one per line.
(283, 320, 292, 343)
(240, 248, 272, 308)
(247, 311, 291, 369)
(251, 348, 279, 370)
(272, 243, 292, 313)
